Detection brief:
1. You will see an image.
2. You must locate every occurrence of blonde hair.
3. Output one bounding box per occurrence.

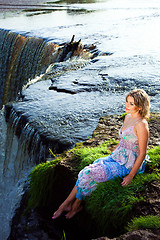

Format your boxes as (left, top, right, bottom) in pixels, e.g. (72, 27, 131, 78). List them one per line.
(126, 89, 150, 120)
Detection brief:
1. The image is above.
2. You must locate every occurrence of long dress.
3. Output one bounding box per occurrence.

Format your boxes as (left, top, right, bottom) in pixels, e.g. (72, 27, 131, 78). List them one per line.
(76, 121, 146, 200)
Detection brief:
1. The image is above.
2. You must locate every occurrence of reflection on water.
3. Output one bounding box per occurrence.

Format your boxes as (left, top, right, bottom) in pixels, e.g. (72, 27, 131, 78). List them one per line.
(0, 0, 160, 144)
(0, 0, 159, 116)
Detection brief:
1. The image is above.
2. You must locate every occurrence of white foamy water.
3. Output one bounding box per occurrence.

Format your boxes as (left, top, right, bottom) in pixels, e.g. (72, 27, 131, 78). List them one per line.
(0, 110, 32, 239)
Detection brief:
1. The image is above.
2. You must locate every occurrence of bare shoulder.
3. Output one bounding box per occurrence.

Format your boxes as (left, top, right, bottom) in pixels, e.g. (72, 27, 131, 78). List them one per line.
(137, 119, 148, 129)
(135, 119, 149, 135)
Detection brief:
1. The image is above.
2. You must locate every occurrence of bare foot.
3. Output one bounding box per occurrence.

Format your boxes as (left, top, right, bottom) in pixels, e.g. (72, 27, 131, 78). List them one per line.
(65, 199, 83, 219)
(52, 201, 72, 219)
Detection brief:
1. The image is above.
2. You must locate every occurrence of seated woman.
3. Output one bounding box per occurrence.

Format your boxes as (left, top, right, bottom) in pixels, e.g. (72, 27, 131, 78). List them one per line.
(52, 89, 150, 219)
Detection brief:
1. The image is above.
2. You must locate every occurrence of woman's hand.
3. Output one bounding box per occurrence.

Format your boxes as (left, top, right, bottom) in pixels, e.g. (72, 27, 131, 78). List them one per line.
(121, 174, 133, 186)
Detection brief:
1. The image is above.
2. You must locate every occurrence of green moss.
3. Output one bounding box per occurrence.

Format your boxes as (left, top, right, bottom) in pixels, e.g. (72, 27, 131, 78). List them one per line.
(85, 172, 160, 236)
(83, 143, 160, 236)
(148, 112, 160, 122)
(27, 136, 160, 237)
(27, 139, 118, 209)
(127, 215, 160, 231)
(146, 145, 160, 172)
(120, 112, 127, 119)
(85, 178, 140, 235)
(72, 139, 118, 171)
(27, 157, 62, 209)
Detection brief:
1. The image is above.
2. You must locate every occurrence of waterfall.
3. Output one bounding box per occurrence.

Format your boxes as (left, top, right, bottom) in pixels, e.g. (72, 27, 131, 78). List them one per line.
(0, 99, 71, 239)
(0, 109, 31, 240)
(0, 105, 51, 239)
(0, 29, 60, 108)
(0, 29, 91, 239)
(0, 29, 87, 109)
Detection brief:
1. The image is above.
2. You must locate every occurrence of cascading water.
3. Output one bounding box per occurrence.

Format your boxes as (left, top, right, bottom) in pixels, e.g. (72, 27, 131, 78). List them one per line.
(0, 32, 47, 239)
(0, 104, 67, 239)
(0, 108, 38, 240)
(0, 29, 91, 239)
(0, 29, 61, 108)
(0, 29, 87, 108)
(1, 1, 160, 238)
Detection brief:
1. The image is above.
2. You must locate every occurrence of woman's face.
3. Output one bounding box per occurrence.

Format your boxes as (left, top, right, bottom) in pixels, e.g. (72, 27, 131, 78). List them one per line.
(125, 96, 140, 115)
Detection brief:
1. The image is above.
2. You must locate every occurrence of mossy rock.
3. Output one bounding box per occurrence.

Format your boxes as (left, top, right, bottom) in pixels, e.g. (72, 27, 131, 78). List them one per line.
(27, 113, 160, 238)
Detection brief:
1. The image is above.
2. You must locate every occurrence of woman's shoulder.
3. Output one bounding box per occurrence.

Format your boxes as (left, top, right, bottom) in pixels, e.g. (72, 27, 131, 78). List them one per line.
(137, 118, 148, 126)
(135, 118, 149, 132)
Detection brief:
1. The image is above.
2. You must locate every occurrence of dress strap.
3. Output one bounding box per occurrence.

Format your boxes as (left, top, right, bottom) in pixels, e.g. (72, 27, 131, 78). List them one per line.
(120, 118, 142, 135)
(133, 119, 142, 126)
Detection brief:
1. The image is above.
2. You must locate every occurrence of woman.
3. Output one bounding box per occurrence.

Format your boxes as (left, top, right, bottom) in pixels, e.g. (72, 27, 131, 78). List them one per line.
(52, 89, 150, 219)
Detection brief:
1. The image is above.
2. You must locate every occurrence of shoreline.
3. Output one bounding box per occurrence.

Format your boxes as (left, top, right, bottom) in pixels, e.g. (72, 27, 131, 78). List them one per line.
(0, 0, 54, 12)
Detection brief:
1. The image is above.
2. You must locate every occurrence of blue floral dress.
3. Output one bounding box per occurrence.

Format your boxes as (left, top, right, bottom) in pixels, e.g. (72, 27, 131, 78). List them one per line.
(76, 123, 146, 200)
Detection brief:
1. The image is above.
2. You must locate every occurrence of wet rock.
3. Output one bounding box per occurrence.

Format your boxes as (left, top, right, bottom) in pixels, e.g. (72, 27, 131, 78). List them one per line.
(8, 113, 160, 240)
(84, 113, 160, 150)
(98, 229, 160, 240)
(49, 85, 77, 94)
(0, 29, 92, 108)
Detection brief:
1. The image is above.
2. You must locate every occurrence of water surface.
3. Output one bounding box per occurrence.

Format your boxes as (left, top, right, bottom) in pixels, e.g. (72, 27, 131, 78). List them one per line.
(0, 1, 160, 239)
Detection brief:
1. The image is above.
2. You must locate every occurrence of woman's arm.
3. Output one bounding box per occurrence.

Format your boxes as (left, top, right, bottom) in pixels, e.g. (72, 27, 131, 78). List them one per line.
(121, 120, 149, 186)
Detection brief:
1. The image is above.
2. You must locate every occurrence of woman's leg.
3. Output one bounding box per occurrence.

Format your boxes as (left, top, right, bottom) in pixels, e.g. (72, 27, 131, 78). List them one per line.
(65, 159, 111, 219)
(65, 198, 83, 219)
(52, 157, 111, 219)
(52, 185, 77, 219)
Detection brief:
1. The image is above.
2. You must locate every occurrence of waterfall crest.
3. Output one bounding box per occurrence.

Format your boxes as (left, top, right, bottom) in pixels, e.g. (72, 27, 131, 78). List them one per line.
(0, 29, 59, 108)
(0, 29, 92, 239)
(0, 29, 88, 109)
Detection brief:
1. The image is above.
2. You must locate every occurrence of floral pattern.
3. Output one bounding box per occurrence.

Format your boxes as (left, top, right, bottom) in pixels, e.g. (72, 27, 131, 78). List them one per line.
(111, 125, 139, 169)
(76, 155, 131, 200)
(76, 123, 146, 200)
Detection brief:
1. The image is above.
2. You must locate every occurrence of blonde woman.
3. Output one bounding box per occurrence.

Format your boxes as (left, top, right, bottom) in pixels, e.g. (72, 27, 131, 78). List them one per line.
(52, 89, 150, 219)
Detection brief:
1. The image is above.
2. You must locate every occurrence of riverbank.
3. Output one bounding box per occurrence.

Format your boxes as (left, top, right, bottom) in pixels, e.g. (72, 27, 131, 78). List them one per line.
(0, 0, 55, 12)
(8, 113, 160, 240)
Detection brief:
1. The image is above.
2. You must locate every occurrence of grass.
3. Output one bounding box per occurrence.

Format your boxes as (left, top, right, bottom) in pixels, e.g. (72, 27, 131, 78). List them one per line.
(146, 145, 160, 172)
(27, 156, 62, 209)
(85, 171, 160, 236)
(27, 138, 160, 237)
(84, 145, 160, 236)
(27, 139, 118, 209)
(127, 215, 160, 231)
(71, 139, 118, 171)
(61, 230, 67, 240)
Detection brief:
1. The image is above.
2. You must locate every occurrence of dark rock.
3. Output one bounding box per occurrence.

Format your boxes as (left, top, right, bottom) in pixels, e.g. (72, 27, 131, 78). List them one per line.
(49, 85, 77, 94)
(84, 113, 160, 150)
(8, 113, 160, 240)
(117, 229, 160, 240)
(92, 229, 160, 240)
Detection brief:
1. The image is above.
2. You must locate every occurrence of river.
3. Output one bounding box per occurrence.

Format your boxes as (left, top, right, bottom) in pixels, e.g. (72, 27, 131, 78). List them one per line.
(0, 0, 160, 239)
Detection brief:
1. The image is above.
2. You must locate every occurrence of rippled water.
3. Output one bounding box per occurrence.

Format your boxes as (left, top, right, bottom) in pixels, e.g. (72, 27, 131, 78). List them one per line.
(0, 0, 160, 238)
(1, 0, 160, 145)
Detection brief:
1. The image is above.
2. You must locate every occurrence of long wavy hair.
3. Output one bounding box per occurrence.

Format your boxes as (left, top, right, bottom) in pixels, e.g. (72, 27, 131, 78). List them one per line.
(126, 89, 150, 120)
